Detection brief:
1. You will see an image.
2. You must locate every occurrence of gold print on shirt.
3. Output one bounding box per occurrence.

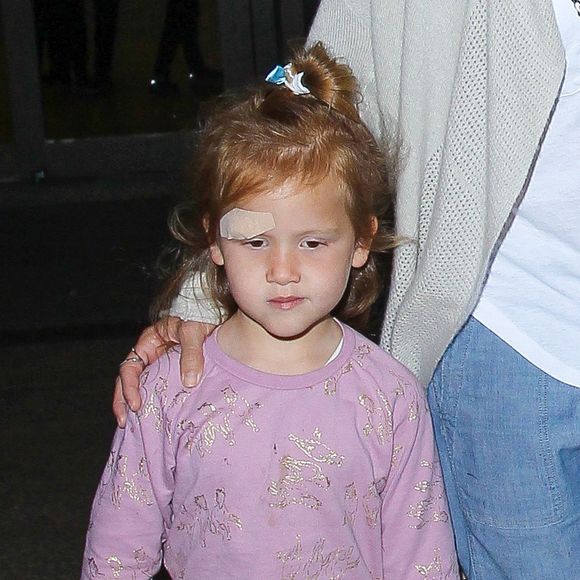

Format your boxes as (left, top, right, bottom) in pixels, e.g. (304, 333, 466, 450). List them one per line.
(415, 547, 459, 579)
(154, 376, 169, 398)
(177, 488, 242, 547)
(268, 428, 344, 510)
(159, 389, 193, 445)
(106, 555, 123, 578)
(164, 416, 174, 445)
(354, 343, 373, 361)
(116, 454, 154, 506)
(139, 376, 191, 435)
(209, 487, 243, 540)
(289, 428, 344, 466)
(415, 547, 442, 578)
(407, 460, 449, 529)
(323, 362, 354, 396)
(178, 418, 197, 454)
(387, 369, 425, 423)
(140, 397, 162, 432)
(133, 547, 158, 575)
(323, 343, 373, 396)
(177, 494, 210, 547)
(167, 388, 193, 410)
(277, 534, 361, 579)
(391, 444, 404, 467)
(195, 386, 262, 457)
(342, 482, 358, 526)
(86, 557, 103, 578)
(139, 378, 168, 432)
(96, 450, 152, 508)
(97, 450, 118, 507)
(362, 477, 386, 528)
(358, 387, 393, 445)
(388, 369, 407, 397)
(408, 398, 419, 422)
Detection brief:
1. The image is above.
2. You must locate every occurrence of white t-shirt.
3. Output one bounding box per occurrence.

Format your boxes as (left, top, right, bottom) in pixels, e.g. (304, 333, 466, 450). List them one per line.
(473, 0, 580, 387)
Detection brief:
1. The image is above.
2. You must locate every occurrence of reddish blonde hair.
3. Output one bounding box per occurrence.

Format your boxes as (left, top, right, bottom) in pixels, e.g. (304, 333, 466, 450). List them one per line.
(154, 42, 396, 331)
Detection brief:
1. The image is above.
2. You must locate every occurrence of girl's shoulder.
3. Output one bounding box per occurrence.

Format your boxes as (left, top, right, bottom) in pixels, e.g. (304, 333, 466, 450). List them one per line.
(139, 347, 182, 390)
(343, 324, 424, 393)
(137, 346, 204, 415)
(343, 326, 430, 434)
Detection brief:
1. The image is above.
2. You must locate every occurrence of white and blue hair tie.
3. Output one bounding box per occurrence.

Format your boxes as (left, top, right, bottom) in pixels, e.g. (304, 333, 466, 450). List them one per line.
(265, 63, 310, 95)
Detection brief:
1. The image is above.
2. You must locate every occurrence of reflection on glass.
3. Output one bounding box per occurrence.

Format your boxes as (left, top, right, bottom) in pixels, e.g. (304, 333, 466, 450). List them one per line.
(150, 0, 222, 96)
(37, 0, 223, 139)
(0, 7, 15, 143)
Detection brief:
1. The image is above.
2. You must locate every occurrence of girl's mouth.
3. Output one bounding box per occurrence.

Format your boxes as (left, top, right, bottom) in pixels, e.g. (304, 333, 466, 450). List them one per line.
(268, 296, 305, 310)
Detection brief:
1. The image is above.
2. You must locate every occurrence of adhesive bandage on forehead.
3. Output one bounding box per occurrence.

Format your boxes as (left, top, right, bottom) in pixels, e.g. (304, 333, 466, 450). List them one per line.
(219, 208, 275, 240)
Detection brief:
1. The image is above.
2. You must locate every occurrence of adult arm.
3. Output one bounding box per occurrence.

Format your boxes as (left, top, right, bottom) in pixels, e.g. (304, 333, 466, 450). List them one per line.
(114, 272, 222, 427)
(114, 318, 214, 426)
(308, 0, 383, 135)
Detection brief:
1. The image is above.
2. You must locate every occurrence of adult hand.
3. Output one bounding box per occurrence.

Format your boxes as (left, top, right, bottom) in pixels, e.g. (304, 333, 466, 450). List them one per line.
(113, 317, 216, 427)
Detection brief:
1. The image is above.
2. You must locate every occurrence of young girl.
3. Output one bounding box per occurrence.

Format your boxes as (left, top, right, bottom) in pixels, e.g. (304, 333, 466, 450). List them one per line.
(82, 43, 458, 579)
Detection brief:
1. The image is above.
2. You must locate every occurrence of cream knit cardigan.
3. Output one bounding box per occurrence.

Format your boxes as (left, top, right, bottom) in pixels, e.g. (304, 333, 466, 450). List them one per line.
(172, 0, 565, 386)
(308, 0, 565, 384)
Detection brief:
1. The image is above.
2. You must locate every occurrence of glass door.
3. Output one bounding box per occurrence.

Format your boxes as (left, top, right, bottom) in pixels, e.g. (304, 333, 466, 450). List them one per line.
(37, 0, 223, 140)
(0, 0, 316, 181)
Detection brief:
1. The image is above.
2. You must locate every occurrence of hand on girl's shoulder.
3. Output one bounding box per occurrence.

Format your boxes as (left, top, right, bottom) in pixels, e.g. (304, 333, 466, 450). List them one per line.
(135, 345, 200, 412)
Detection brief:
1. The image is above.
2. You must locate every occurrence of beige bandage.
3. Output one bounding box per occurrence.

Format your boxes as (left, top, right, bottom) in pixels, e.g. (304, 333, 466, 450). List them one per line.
(219, 208, 275, 240)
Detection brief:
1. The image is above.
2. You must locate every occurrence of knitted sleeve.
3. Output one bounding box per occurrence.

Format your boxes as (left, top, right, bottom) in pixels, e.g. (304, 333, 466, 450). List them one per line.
(169, 271, 223, 324)
(307, 0, 383, 137)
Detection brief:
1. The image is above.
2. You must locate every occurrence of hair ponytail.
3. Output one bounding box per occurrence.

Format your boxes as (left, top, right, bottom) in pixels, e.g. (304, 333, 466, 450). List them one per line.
(289, 42, 360, 122)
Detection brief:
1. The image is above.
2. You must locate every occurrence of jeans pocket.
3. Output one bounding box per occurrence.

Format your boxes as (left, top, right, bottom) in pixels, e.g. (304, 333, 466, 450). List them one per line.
(440, 320, 564, 530)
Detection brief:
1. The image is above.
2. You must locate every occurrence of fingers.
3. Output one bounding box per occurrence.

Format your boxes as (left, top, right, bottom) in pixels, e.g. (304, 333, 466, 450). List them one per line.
(113, 376, 128, 428)
(134, 322, 173, 362)
(179, 321, 215, 386)
(112, 317, 214, 426)
(118, 349, 147, 414)
(114, 323, 167, 422)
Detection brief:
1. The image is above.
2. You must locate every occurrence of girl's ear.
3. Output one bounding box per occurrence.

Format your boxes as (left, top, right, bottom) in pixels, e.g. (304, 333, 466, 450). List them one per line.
(204, 214, 225, 266)
(210, 242, 225, 266)
(351, 216, 378, 268)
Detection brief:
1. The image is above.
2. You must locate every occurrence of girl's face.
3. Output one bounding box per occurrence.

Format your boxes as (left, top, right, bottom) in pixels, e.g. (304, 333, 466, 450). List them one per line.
(210, 174, 372, 341)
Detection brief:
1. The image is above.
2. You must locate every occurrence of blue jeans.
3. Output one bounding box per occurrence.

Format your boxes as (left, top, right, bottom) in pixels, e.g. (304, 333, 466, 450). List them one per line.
(428, 317, 580, 579)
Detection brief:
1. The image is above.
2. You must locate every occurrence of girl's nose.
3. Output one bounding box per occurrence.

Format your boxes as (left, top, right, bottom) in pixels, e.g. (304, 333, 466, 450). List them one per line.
(266, 249, 300, 285)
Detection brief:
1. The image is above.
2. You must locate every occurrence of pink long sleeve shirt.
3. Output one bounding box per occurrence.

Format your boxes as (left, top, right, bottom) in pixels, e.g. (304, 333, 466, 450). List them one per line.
(82, 324, 458, 579)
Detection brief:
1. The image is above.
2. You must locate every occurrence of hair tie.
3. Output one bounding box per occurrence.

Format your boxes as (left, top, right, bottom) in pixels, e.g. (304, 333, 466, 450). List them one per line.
(265, 64, 310, 95)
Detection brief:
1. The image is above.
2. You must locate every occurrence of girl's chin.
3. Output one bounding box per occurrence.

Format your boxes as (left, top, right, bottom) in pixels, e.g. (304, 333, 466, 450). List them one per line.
(260, 318, 335, 342)
(227, 310, 335, 342)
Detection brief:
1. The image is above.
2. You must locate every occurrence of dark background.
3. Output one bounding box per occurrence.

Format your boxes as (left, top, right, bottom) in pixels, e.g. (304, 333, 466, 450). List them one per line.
(1, 175, 180, 579)
(0, 2, 370, 578)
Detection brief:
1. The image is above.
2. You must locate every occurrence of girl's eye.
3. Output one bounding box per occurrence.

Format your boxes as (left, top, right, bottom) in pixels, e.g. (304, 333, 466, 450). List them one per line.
(301, 240, 325, 249)
(245, 239, 266, 248)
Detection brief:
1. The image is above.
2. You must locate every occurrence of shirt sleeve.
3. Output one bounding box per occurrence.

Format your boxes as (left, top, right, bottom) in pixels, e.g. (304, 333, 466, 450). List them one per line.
(81, 368, 176, 579)
(380, 375, 460, 578)
(169, 271, 224, 325)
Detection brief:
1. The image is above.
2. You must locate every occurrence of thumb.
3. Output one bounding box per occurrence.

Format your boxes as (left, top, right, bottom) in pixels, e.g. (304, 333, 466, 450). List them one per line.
(178, 321, 215, 386)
